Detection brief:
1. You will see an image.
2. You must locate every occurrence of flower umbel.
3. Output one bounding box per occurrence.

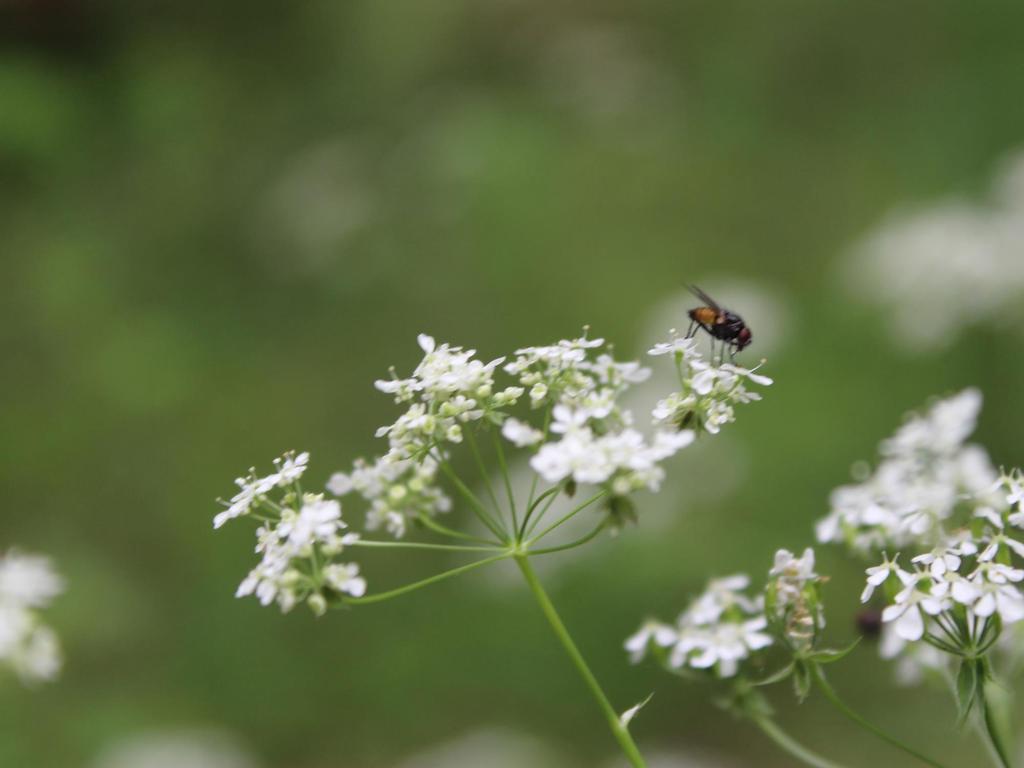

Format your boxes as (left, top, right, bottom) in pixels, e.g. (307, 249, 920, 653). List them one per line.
(215, 451, 363, 614)
(649, 330, 772, 435)
(214, 328, 773, 768)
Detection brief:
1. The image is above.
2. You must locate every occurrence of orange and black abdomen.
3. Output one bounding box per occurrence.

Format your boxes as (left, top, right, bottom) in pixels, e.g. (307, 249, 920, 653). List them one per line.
(688, 306, 719, 325)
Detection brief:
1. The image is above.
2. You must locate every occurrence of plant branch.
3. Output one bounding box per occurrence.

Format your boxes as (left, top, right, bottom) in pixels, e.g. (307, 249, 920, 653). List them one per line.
(342, 553, 511, 606)
(810, 665, 950, 768)
(515, 555, 647, 768)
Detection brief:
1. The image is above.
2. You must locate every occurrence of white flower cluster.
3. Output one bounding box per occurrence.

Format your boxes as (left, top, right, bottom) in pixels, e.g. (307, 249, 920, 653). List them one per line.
(817, 389, 1024, 684)
(375, 334, 524, 451)
(332, 331, 731, 534)
(328, 455, 450, 538)
(627, 548, 825, 679)
(505, 333, 757, 495)
(844, 149, 1024, 351)
(0, 550, 63, 684)
(862, 474, 1024, 658)
(626, 574, 771, 678)
(816, 389, 999, 552)
(330, 334, 527, 536)
(648, 333, 772, 435)
(213, 451, 311, 530)
(505, 333, 650, 417)
(529, 404, 694, 494)
(215, 452, 365, 614)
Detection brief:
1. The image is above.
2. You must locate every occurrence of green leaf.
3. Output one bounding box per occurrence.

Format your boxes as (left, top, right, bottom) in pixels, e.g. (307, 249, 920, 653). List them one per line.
(792, 661, 812, 703)
(955, 659, 981, 727)
(752, 662, 795, 687)
(809, 637, 861, 665)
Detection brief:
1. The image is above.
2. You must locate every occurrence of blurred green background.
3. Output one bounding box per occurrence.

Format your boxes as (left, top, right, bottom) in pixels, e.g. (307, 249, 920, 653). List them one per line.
(4, 1, 1024, 766)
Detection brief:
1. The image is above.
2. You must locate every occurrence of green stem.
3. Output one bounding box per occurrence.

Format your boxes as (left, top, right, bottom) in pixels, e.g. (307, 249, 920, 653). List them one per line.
(519, 484, 562, 539)
(415, 512, 502, 546)
(515, 556, 647, 768)
(352, 539, 504, 553)
(523, 405, 553, 512)
(435, 453, 508, 542)
(982, 699, 1013, 768)
(528, 491, 607, 545)
(343, 553, 511, 606)
(530, 520, 607, 555)
(810, 665, 950, 768)
(750, 714, 848, 768)
(466, 429, 505, 526)
(492, 428, 518, 536)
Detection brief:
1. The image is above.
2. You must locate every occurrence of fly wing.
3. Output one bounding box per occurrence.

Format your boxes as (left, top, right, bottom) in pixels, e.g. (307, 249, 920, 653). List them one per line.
(687, 284, 721, 311)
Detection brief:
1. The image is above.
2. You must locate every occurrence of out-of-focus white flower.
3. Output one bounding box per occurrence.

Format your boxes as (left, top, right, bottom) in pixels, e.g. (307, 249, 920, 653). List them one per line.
(394, 726, 563, 768)
(323, 563, 367, 598)
(329, 453, 451, 539)
(501, 418, 544, 447)
(90, 728, 260, 768)
(530, 423, 693, 492)
(628, 569, 771, 679)
(624, 620, 679, 663)
(0, 550, 64, 684)
(844, 150, 1024, 351)
(816, 389, 998, 552)
(0, 552, 64, 608)
(678, 616, 772, 677)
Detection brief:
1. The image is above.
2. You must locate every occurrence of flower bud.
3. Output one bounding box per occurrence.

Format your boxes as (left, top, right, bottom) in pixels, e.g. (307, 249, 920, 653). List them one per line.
(308, 593, 328, 617)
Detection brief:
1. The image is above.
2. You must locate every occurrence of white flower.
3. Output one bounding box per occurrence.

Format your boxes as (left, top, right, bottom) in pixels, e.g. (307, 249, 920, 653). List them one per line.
(844, 151, 1024, 352)
(278, 496, 351, 555)
(671, 616, 772, 678)
(647, 335, 699, 357)
(323, 563, 367, 598)
(861, 553, 903, 602)
(632, 571, 771, 678)
(273, 451, 309, 486)
(950, 562, 1024, 625)
(884, 389, 983, 457)
(0, 551, 64, 684)
(880, 573, 952, 642)
(816, 389, 999, 551)
(647, 332, 770, 434)
(220, 454, 367, 613)
(214, 468, 280, 529)
(683, 574, 757, 625)
(0, 552, 64, 608)
(327, 453, 451, 538)
(501, 418, 544, 447)
(530, 426, 692, 491)
(770, 548, 816, 582)
(624, 621, 678, 663)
